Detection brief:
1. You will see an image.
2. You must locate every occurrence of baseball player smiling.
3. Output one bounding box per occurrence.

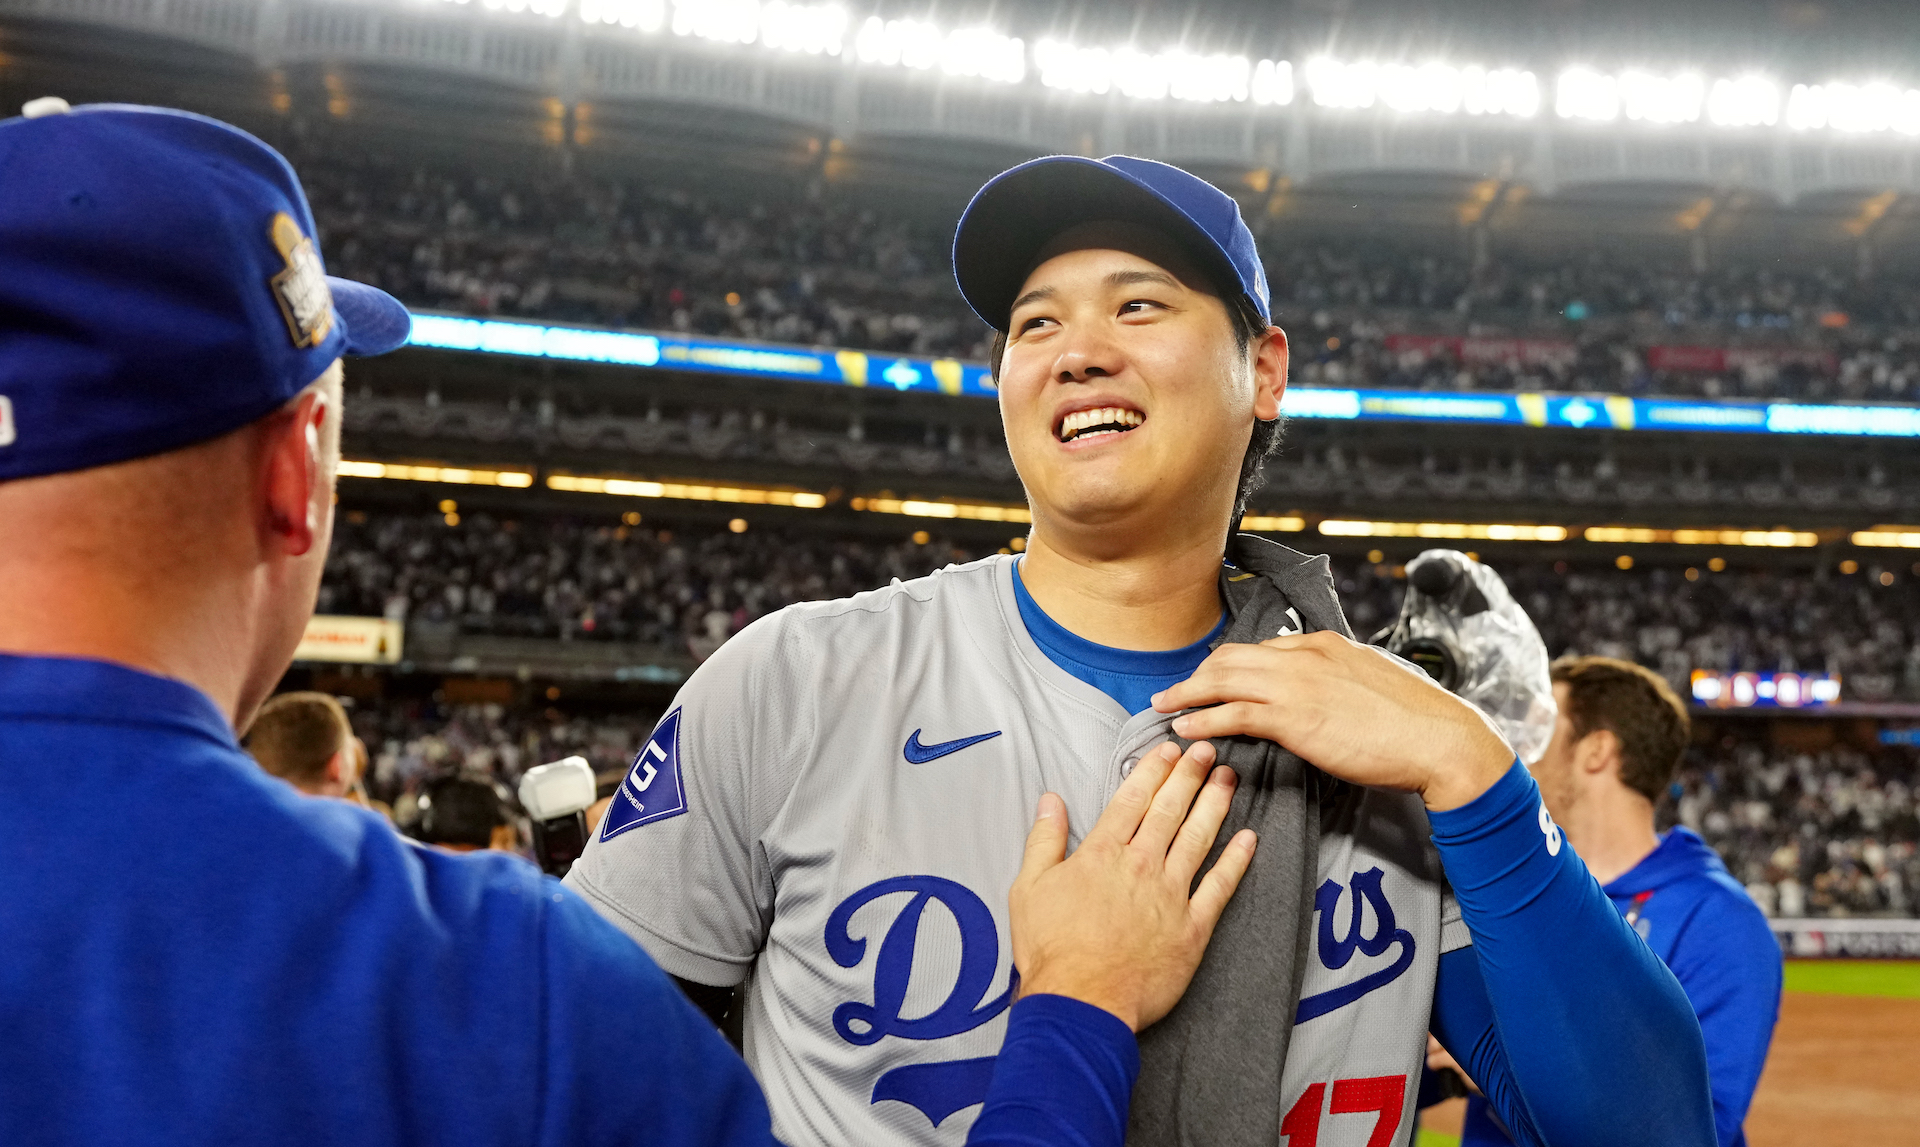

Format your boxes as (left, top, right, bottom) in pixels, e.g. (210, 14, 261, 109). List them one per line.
(567, 155, 1717, 1147)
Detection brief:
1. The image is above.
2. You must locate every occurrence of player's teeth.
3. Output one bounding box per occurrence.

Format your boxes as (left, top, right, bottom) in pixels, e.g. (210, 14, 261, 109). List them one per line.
(1059, 407, 1142, 441)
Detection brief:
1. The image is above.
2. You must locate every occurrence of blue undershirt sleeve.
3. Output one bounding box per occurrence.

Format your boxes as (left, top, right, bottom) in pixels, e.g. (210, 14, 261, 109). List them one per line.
(968, 995, 1141, 1147)
(1429, 946, 1535, 1146)
(1426, 761, 1717, 1147)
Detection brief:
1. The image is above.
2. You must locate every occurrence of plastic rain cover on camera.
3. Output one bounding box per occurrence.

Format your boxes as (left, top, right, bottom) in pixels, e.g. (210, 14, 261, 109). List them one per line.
(1390, 549, 1557, 764)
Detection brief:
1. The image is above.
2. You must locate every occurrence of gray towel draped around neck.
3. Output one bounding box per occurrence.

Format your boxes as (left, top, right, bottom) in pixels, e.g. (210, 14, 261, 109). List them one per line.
(1126, 534, 1354, 1147)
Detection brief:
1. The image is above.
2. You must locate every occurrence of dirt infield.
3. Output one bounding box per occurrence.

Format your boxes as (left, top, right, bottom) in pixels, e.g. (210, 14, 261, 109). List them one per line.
(1417, 975, 1920, 1146)
(1746, 992, 1920, 1147)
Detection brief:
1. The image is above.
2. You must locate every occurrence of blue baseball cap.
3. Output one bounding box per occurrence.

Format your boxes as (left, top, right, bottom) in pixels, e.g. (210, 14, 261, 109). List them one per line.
(951, 154, 1271, 332)
(0, 100, 411, 482)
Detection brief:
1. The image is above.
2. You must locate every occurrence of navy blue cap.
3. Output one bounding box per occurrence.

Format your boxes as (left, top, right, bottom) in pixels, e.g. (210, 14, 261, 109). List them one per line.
(952, 154, 1271, 333)
(0, 101, 411, 482)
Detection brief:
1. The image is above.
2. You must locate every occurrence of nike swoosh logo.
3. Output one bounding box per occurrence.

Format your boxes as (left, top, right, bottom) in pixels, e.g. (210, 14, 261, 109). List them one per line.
(903, 728, 1003, 764)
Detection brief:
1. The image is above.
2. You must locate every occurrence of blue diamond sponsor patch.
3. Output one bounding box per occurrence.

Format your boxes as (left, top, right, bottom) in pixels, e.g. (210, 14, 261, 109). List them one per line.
(601, 709, 688, 840)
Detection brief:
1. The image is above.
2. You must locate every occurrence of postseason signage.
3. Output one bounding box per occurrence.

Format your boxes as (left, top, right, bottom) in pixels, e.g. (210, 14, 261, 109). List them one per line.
(295, 616, 404, 665)
(1772, 918, 1920, 959)
(1689, 670, 1842, 709)
(407, 312, 1920, 439)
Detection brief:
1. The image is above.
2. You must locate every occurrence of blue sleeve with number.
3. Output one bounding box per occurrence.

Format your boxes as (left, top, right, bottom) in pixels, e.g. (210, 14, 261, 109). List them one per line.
(1426, 762, 1716, 1147)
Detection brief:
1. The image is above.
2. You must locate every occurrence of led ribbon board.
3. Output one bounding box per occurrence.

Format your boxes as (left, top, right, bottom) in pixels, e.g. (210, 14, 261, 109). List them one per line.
(406, 313, 1920, 438)
(408, 313, 997, 398)
(1690, 670, 1842, 709)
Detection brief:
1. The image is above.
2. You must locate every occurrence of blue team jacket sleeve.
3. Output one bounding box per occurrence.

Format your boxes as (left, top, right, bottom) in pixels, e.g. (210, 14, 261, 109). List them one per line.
(968, 995, 1141, 1147)
(1667, 892, 1784, 1146)
(1427, 761, 1716, 1147)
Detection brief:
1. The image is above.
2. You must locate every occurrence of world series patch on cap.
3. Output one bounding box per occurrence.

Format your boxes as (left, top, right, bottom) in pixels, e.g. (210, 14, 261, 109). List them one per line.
(0, 100, 412, 482)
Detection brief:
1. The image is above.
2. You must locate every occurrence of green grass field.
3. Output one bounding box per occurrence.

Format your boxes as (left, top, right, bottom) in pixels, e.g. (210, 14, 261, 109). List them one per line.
(1782, 959, 1920, 998)
(1415, 1131, 1460, 1147)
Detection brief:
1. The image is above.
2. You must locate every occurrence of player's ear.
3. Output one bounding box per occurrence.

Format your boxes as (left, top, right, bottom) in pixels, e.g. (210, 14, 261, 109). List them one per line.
(1251, 325, 1287, 421)
(259, 365, 339, 559)
(1575, 728, 1622, 779)
(324, 745, 351, 788)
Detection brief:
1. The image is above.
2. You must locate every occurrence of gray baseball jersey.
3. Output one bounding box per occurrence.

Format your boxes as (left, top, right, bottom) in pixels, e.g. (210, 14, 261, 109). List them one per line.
(566, 554, 1469, 1147)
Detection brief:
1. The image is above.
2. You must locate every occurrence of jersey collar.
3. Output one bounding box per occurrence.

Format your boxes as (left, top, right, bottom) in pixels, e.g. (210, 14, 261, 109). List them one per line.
(0, 651, 238, 749)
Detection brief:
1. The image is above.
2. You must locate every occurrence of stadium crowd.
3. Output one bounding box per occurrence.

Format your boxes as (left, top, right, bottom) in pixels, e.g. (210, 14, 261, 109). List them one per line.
(352, 695, 659, 823)
(1668, 742, 1919, 921)
(1336, 558, 1920, 702)
(301, 149, 989, 360)
(300, 142, 1920, 402)
(324, 512, 1920, 697)
(319, 510, 982, 654)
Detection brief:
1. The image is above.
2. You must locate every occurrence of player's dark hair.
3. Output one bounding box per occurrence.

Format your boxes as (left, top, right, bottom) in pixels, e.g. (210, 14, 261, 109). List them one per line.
(1549, 656, 1692, 804)
(987, 291, 1282, 532)
(1225, 296, 1285, 528)
(414, 776, 509, 848)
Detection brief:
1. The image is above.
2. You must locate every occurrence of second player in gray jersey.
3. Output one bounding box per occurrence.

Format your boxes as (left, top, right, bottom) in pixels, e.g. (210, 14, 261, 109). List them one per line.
(568, 157, 1716, 1147)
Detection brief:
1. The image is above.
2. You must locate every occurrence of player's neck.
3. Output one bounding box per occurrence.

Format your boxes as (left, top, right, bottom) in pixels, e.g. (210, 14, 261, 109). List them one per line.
(1017, 529, 1226, 651)
(1559, 784, 1661, 887)
(0, 550, 260, 729)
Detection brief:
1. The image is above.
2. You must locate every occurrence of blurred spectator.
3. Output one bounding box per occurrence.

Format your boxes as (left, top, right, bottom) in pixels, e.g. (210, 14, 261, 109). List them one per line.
(244, 691, 359, 799)
(1442, 654, 1781, 1147)
(409, 775, 520, 854)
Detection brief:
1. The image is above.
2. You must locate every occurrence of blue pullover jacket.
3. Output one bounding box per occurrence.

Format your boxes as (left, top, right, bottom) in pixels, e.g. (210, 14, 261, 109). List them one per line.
(1460, 826, 1782, 1147)
(0, 653, 1139, 1147)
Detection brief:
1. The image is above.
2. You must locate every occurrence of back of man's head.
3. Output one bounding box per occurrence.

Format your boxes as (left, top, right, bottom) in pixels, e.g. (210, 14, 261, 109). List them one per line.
(245, 692, 353, 796)
(1549, 656, 1690, 803)
(412, 777, 511, 851)
(0, 102, 410, 730)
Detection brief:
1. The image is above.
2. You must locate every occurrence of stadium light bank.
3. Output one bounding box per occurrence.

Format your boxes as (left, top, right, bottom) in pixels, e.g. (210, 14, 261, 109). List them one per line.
(412, 0, 1920, 135)
(329, 466, 1842, 553)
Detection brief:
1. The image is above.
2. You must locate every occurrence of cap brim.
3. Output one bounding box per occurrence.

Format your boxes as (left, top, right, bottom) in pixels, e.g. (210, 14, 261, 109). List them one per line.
(951, 156, 1247, 332)
(328, 277, 412, 356)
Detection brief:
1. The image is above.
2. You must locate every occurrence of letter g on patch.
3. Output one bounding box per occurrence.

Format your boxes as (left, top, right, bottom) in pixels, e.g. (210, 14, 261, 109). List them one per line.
(600, 708, 688, 840)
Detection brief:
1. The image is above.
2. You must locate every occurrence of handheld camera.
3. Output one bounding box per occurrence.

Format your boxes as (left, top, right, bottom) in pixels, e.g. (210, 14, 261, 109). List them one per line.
(517, 756, 599, 878)
(1373, 549, 1556, 764)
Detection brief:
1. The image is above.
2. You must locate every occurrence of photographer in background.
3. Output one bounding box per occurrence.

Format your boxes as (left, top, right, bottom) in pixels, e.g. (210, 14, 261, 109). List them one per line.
(411, 775, 521, 854)
(1437, 656, 1782, 1147)
(244, 691, 359, 799)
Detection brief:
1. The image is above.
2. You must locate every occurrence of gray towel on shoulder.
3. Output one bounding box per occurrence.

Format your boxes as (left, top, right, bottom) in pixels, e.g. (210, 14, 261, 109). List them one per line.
(1127, 534, 1354, 1147)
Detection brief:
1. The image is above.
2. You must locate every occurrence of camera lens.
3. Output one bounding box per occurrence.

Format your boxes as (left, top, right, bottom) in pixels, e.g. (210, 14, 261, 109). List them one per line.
(1396, 637, 1461, 691)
